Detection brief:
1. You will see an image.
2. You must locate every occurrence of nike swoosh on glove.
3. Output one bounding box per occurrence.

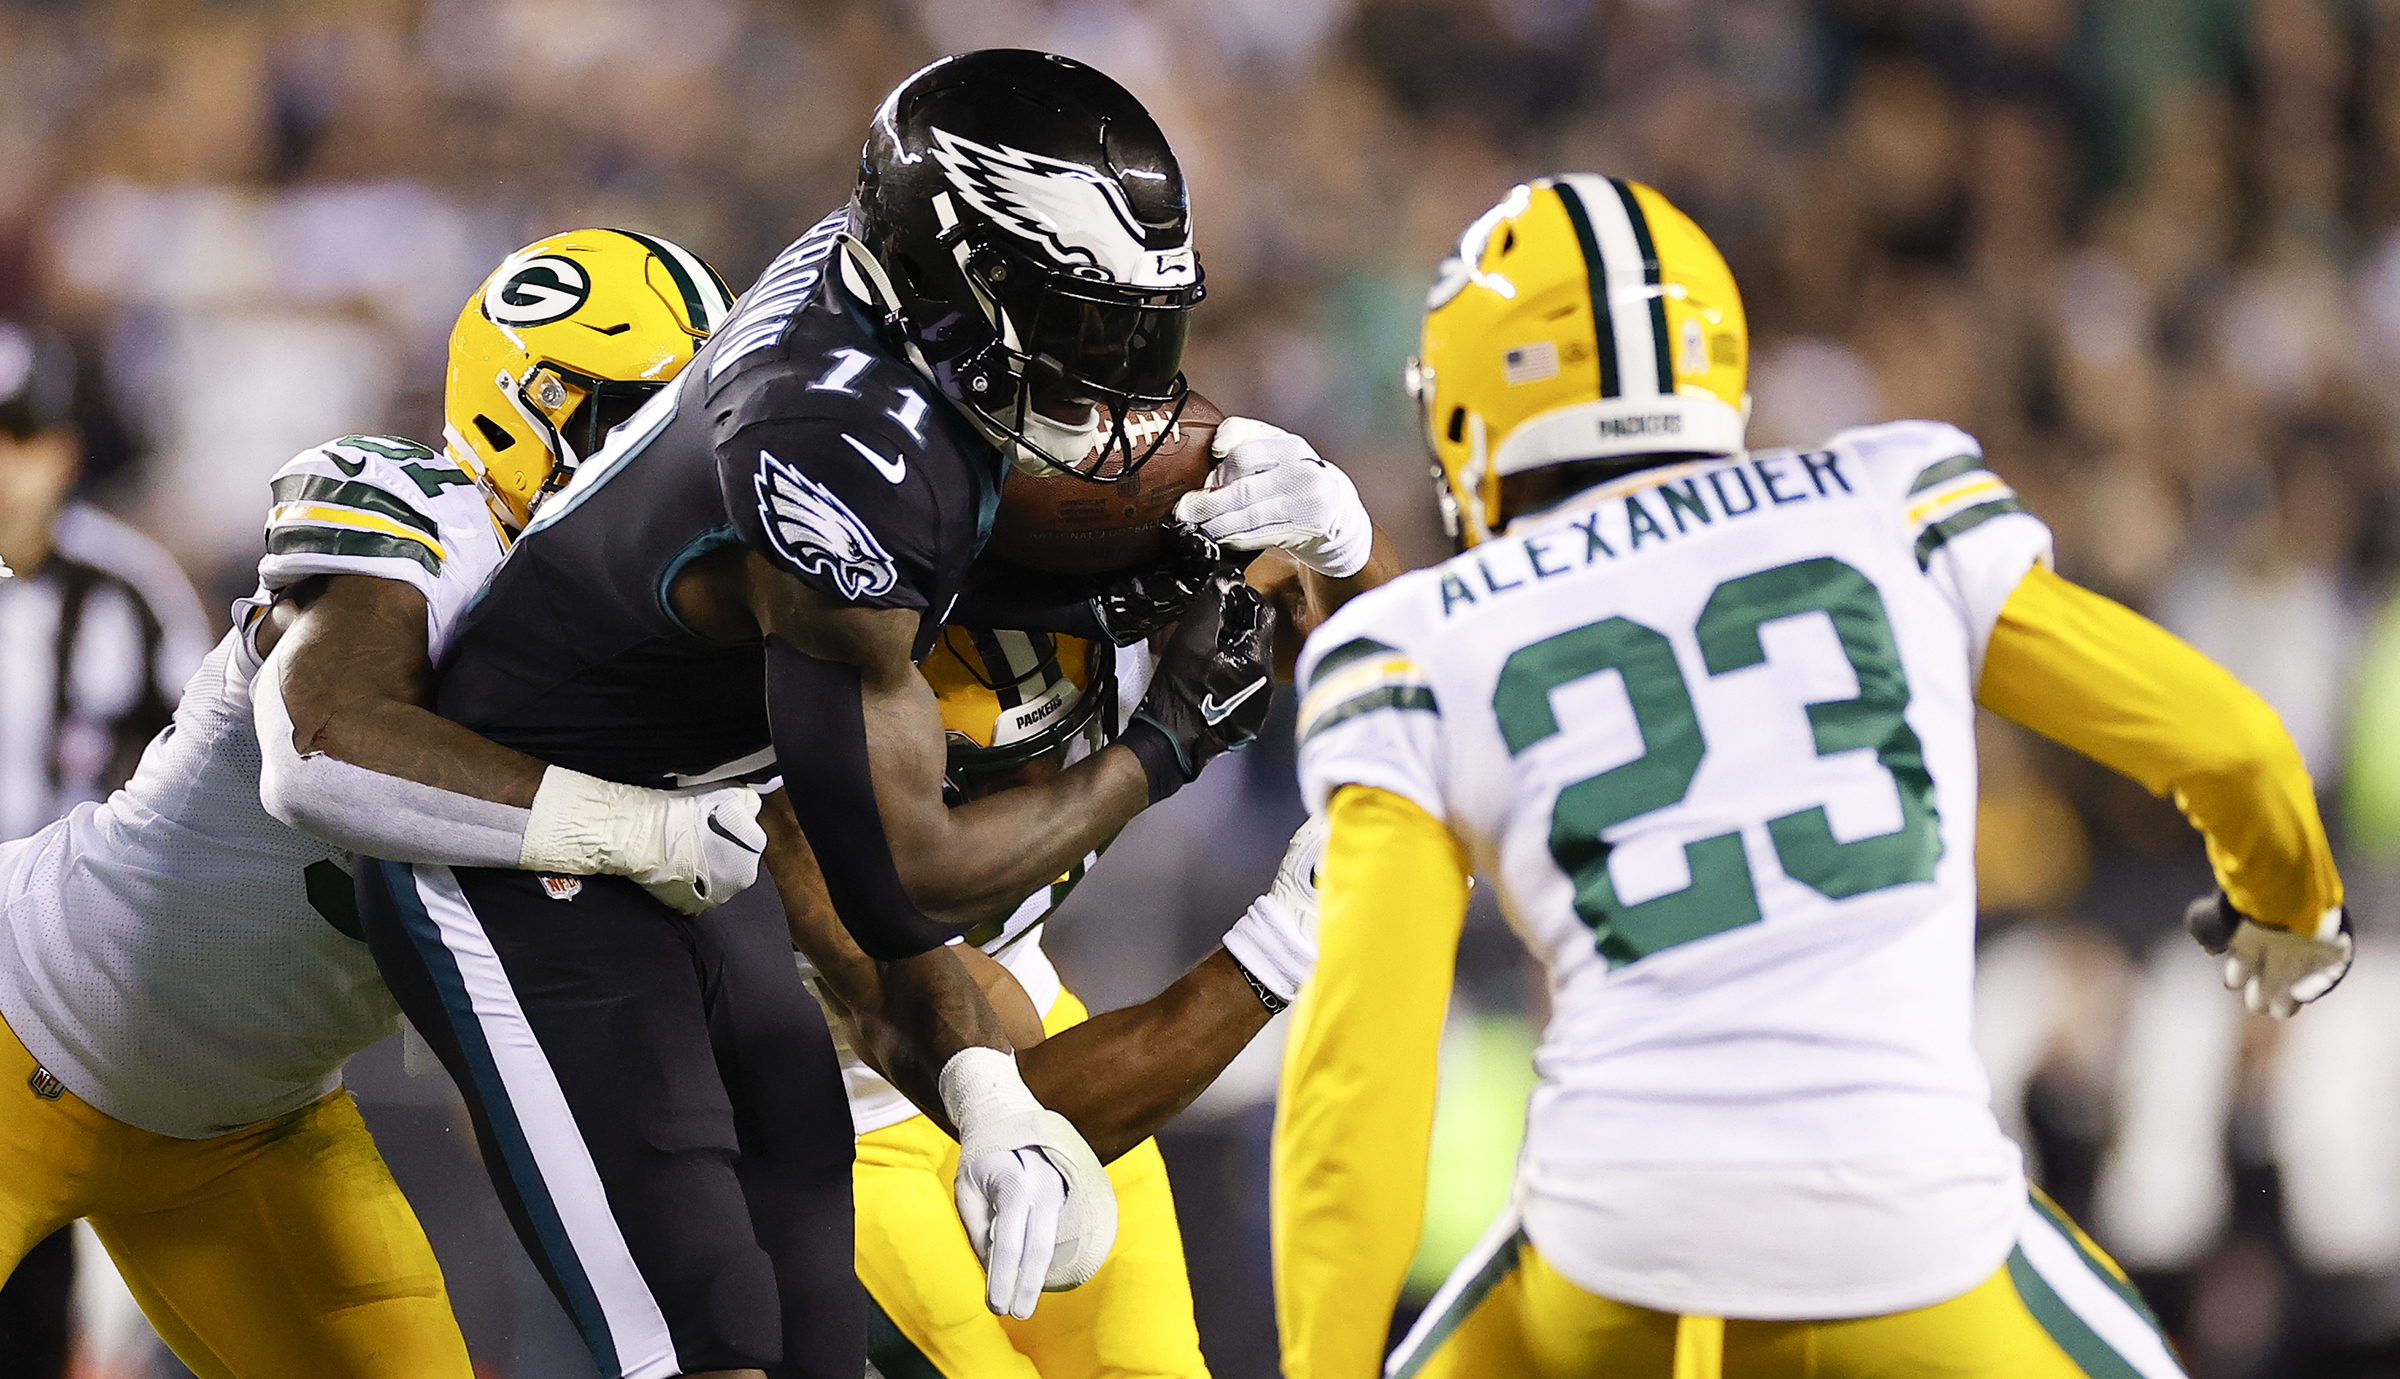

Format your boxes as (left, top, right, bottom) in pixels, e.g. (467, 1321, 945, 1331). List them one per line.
(941, 1047, 1118, 1318)
(637, 785, 766, 915)
(1221, 813, 1328, 1005)
(1175, 417, 1373, 578)
(2185, 891, 2353, 1019)
(1125, 567, 1276, 795)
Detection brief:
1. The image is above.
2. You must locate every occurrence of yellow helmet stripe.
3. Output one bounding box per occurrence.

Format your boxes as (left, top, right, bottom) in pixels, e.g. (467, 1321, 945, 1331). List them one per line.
(1606, 178, 1678, 396)
(612, 228, 736, 331)
(1546, 181, 1621, 399)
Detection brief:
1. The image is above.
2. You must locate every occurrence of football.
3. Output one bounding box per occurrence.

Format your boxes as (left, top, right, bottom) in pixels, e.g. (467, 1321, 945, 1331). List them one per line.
(984, 391, 1224, 575)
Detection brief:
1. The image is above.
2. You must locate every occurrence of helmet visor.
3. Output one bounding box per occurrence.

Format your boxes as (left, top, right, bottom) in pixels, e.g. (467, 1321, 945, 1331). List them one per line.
(1020, 279, 1195, 410)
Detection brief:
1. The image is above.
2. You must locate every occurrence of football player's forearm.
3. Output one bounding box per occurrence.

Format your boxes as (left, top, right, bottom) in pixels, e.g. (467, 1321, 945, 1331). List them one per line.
(1977, 564, 2343, 932)
(914, 745, 1151, 922)
(265, 574, 547, 806)
(759, 791, 1003, 1136)
(1275, 786, 1468, 1379)
(1018, 949, 1271, 1163)
(1248, 526, 1403, 680)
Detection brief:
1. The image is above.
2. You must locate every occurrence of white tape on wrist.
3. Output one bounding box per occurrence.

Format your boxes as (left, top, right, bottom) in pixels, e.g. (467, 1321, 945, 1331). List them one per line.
(518, 766, 669, 877)
(1222, 894, 1313, 1006)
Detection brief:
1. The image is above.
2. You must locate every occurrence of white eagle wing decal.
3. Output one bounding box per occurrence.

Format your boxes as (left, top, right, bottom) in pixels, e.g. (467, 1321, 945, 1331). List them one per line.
(753, 450, 899, 601)
(926, 128, 1197, 290)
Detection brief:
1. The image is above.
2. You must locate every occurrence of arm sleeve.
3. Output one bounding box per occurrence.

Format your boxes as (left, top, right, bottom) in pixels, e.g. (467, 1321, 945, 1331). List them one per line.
(251, 637, 531, 867)
(1977, 563, 2343, 933)
(1273, 784, 1471, 1379)
(764, 634, 954, 960)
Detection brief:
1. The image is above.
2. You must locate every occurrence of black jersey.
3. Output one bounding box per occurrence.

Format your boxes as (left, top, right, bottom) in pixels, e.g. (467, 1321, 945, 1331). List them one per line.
(432, 212, 1006, 788)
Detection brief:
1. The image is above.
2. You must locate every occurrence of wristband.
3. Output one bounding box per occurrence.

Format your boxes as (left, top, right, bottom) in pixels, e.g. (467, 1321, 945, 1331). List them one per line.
(519, 765, 668, 877)
(1226, 952, 1290, 1014)
(1118, 719, 1188, 805)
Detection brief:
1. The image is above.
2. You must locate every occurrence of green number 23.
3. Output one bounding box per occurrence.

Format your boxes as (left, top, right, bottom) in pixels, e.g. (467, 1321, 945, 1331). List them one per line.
(1493, 557, 1941, 968)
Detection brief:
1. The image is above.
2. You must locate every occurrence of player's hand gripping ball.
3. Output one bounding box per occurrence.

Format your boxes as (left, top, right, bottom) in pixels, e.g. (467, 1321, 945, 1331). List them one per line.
(986, 392, 1225, 574)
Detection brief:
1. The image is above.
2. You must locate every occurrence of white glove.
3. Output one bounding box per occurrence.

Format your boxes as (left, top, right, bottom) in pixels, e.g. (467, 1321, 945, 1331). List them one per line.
(1175, 417, 1373, 578)
(941, 1047, 1118, 1318)
(1221, 813, 1327, 1006)
(519, 767, 765, 915)
(2186, 892, 2353, 1019)
(640, 786, 766, 915)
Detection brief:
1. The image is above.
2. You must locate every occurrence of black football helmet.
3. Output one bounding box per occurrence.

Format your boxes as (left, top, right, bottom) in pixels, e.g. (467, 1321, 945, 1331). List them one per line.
(852, 49, 1204, 482)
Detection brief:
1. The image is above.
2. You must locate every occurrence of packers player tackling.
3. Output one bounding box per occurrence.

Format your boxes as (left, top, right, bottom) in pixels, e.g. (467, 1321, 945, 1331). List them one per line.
(1272, 178, 2349, 1378)
(0, 227, 738, 1378)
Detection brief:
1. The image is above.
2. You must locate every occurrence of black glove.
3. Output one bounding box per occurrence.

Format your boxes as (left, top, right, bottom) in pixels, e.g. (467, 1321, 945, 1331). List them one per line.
(1090, 522, 1223, 646)
(1118, 567, 1274, 803)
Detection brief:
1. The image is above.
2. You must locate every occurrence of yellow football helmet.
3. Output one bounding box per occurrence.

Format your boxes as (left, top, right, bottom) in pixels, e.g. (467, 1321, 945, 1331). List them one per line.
(1406, 176, 1748, 547)
(445, 228, 735, 531)
(924, 626, 1116, 791)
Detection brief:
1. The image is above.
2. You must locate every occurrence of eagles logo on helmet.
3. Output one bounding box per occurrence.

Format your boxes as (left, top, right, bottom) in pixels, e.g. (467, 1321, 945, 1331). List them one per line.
(446, 227, 736, 531)
(850, 50, 1206, 486)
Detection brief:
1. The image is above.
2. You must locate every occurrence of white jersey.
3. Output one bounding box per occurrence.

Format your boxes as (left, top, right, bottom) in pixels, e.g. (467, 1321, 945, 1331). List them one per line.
(0, 435, 508, 1138)
(813, 643, 1155, 1135)
(1295, 421, 2050, 1318)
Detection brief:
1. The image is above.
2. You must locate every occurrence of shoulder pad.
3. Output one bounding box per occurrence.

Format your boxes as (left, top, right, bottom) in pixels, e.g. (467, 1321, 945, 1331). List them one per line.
(1816, 420, 1983, 501)
(263, 435, 482, 580)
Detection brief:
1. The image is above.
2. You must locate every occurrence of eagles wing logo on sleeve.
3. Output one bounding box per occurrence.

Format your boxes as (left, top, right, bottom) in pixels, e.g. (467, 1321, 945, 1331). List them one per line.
(926, 127, 1197, 289)
(754, 450, 900, 601)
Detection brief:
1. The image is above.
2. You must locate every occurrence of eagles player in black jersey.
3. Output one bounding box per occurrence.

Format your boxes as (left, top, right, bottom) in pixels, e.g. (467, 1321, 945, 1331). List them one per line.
(261, 51, 1300, 1379)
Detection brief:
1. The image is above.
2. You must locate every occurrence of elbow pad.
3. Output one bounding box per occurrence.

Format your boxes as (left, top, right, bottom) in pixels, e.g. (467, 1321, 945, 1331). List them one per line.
(252, 640, 528, 867)
(766, 635, 953, 959)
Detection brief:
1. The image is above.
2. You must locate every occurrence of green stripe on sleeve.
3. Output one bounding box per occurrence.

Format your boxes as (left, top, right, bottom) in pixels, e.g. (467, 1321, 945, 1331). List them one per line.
(267, 525, 441, 576)
(1549, 183, 1620, 400)
(1389, 1229, 1526, 1379)
(1302, 685, 1439, 744)
(1907, 452, 1988, 495)
(2005, 1247, 2149, 1379)
(270, 474, 443, 538)
(335, 434, 436, 462)
(1609, 178, 1676, 395)
(1306, 636, 1400, 691)
(1914, 497, 2029, 569)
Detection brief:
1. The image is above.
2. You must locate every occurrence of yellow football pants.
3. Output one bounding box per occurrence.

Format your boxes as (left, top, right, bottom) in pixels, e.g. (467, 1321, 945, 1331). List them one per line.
(0, 1010, 471, 1379)
(1390, 1192, 2184, 1379)
(856, 989, 1209, 1379)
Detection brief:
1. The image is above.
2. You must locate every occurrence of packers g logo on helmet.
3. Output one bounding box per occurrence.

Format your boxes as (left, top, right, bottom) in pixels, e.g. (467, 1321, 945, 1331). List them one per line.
(483, 255, 592, 328)
(445, 228, 734, 532)
(1409, 175, 1749, 548)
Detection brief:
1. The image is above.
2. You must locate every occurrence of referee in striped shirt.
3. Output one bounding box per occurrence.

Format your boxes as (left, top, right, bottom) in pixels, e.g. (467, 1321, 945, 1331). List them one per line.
(0, 320, 208, 1377)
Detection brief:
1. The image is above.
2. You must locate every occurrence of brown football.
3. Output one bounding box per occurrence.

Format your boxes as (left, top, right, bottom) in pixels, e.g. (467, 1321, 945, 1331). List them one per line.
(984, 391, 1224, 575)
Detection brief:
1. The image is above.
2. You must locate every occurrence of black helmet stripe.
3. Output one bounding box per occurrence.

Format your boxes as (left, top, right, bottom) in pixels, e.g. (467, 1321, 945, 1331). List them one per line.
(1609, 178, 1677, 397)
(1548, 181, 1621, 400)
(609, 228, 734, 331)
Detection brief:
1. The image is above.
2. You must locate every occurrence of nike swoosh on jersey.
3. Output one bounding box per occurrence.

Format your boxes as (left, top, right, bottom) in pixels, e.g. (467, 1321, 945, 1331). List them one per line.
(1200, 677, 1268, 725)
(842, 432, 908, 484)
(328, 454, 368, 477)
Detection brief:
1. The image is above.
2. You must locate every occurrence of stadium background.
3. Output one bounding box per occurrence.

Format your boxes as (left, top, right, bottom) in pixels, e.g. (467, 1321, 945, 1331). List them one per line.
(3, 0, 2399, 1374)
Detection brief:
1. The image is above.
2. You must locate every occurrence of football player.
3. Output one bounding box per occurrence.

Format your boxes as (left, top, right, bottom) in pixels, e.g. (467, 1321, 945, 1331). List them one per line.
(255, 50, 1345, 1379)
(1272, 178, 2351, 1378)
(831, 610, 1374, 1379)
(0, 227, 739, 1378)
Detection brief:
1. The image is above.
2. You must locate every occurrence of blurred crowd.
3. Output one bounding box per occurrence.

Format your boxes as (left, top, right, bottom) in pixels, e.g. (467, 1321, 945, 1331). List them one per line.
(5, 0, 2400, 1375)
